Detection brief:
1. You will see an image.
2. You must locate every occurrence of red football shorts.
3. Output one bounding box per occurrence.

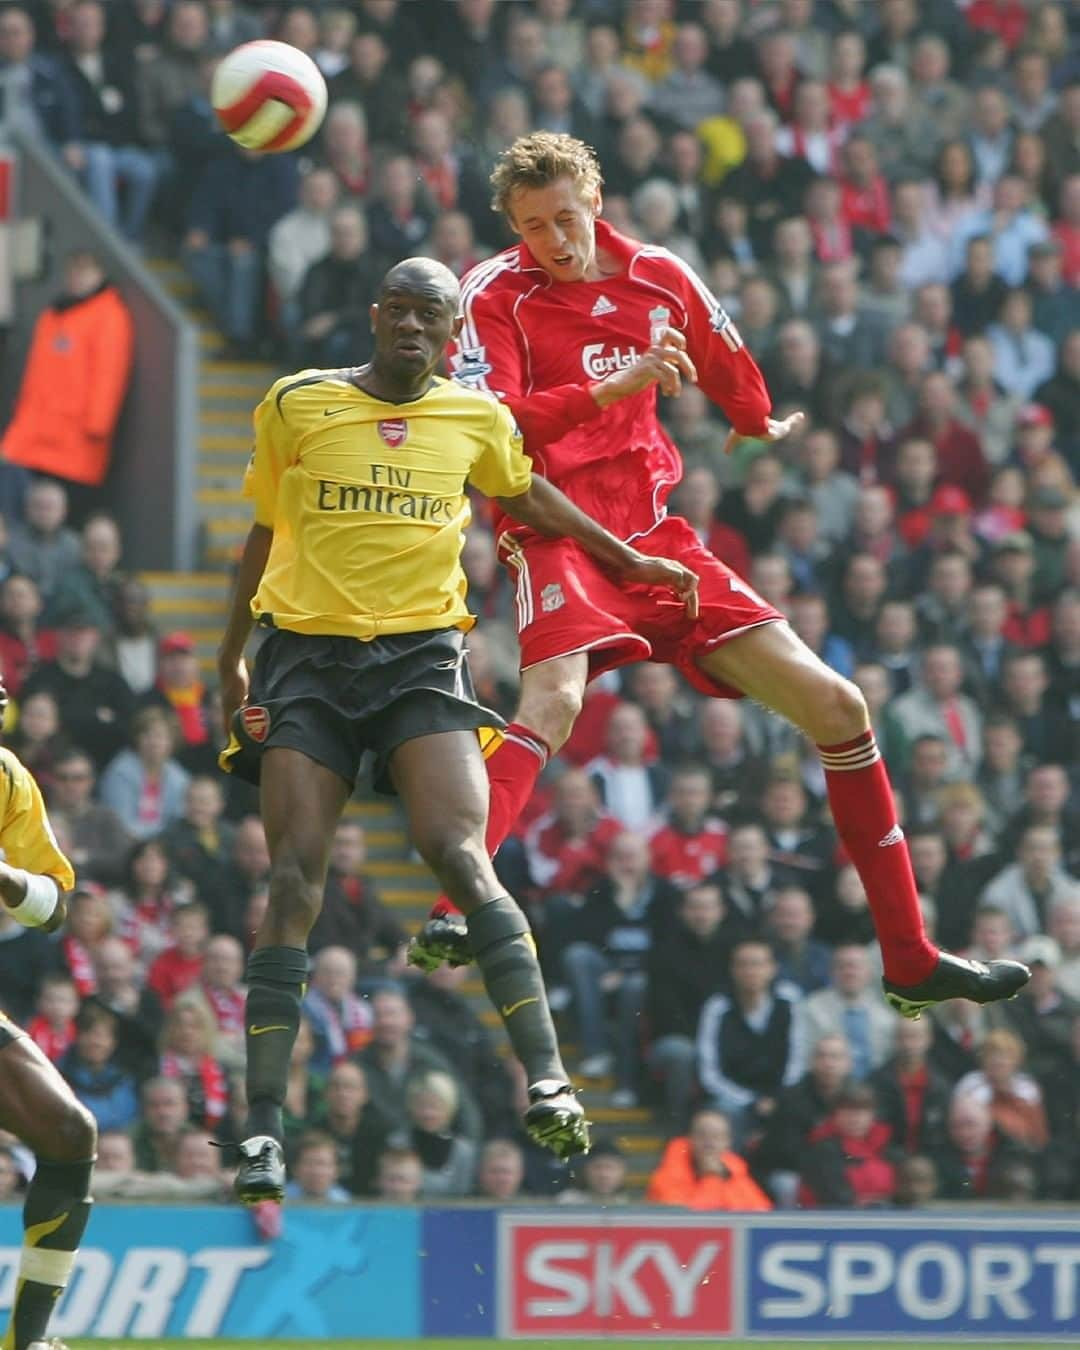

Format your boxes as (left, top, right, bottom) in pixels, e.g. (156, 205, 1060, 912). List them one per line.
(498, 515, 783, 698)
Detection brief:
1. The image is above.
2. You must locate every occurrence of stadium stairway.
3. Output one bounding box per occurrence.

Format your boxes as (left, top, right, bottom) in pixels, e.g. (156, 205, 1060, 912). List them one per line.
(138, 257, 668, 1193)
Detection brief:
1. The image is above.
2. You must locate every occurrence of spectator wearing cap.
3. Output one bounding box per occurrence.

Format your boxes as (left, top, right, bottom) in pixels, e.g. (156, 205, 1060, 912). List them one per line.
(991, 932, 1080, 1087)
(1015, 402, 1067, 488)
(647, 1108, 772, 1212)
(990, 531, 1052, 647)
(138, 631, 217, 777)
(21, 597, 134, 769)
(45, 512, 124, 636)
(99, 705, 191, 841)
(797, 1083, 898, 1209)
(988, 287, 1058, 401)
(558, 1137, 630, 1205)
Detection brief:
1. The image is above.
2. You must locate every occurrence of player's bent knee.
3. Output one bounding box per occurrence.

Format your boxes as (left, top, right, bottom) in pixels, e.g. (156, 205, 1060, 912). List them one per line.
(809, 675, 870, 745)
(520, 680, 584, 752)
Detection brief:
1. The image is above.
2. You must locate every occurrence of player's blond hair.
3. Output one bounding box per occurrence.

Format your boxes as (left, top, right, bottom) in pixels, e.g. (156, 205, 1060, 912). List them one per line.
(490, 131, 604, 219)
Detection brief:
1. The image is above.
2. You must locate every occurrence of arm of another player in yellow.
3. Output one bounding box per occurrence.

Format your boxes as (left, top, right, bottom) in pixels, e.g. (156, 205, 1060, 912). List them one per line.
(470, 402, 698, 616)
(0, 753, 75, 932)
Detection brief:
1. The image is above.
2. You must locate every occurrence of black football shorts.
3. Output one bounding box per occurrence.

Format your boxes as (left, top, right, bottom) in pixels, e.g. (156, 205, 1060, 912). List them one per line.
(219, 626, 504, 794)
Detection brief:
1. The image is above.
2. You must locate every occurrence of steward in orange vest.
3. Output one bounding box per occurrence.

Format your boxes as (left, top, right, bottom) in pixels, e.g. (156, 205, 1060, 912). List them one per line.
(2, 251, 133, 487)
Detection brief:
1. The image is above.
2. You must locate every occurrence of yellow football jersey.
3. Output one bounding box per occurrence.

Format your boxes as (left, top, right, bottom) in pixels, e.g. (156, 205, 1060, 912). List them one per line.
(0, 747, 75, 892)
(244, 369, 533, 640)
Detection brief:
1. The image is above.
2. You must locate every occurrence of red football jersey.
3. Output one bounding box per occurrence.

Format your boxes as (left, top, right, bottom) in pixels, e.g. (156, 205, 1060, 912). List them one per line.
(451, 220, 771, 542)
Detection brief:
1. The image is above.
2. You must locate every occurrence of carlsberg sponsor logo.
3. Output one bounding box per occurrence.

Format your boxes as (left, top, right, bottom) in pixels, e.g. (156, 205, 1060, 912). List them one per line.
(582, 344, 640, 378)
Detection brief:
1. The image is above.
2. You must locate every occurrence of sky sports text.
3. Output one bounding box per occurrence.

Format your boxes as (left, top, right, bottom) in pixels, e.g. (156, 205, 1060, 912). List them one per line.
(750, 1228, 1080, 1335)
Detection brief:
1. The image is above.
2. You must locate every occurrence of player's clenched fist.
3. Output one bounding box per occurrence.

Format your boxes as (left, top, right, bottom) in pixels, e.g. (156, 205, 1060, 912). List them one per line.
(592, 326, 698, 407)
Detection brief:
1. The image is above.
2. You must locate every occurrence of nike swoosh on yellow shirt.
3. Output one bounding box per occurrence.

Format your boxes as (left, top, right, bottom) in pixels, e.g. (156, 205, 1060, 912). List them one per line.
(248, 1024, 291, 1036)
(501, 997, 539, 1018)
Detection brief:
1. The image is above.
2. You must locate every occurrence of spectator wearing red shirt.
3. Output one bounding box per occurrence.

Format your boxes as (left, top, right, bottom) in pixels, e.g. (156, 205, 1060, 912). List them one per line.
(1051, 175, 1080, 286)
(932, 1095, 1028, 1200)
(965, 0, 1030, 52)
(524, 768, 622, 896)
(146, 902, 210, 1010)
(827, 30, 871, 129)
(904, 372, 990, 503)
(650, 764, 728, 890)
(871, 1016, 952, 1155)
(0, 573, 58, 697)
(27, 973, 79, 1064)
(798, 1083, 897, 1208)
(838, 136, 892, 237)
(891, 437, 940, 548)
(990, 532, 1053, 647)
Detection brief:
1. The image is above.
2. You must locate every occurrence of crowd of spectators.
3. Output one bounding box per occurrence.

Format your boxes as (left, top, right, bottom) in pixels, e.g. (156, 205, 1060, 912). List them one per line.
(0, 0, 1078, 1213)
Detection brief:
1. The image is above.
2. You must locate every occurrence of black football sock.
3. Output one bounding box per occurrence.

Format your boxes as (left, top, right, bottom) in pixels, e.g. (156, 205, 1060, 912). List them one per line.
(467, 896, 566, 1086)
(3, 1155, 94, 1350)
(244, 945, 308, 1143)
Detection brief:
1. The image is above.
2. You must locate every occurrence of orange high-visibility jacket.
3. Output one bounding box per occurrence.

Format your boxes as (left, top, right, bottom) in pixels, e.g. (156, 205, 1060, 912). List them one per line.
(646, 1138, 774, 1212)
(2, 284, 134, 486)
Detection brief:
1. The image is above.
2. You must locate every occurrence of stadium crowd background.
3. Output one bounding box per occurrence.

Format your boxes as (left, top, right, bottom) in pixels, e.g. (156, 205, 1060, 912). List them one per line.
(0, 0, 1078, 1217)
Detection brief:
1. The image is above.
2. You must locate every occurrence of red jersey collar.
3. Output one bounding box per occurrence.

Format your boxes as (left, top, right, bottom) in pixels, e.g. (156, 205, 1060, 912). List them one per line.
(517, 218, 642, 281)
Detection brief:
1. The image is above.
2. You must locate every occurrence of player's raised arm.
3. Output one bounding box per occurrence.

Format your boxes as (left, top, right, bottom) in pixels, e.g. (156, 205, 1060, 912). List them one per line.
(662, 253, 805, 452)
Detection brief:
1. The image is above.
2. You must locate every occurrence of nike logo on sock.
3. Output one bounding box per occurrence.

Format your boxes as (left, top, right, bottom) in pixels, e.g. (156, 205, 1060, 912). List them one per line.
(501, 997, 539, 1018)
(248, 1024, 290, 1035)
(878, 824, 905, 847)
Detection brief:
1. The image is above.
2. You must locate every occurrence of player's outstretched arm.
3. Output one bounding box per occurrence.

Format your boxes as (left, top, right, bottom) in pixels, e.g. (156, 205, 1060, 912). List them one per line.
(217, 522, 273, 736)
(722, 410, 806, 456)
(496, 475, 699, 616)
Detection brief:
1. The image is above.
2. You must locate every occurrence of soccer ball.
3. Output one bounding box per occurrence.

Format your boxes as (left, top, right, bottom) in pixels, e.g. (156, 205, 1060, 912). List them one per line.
(211, 40, 327, 153)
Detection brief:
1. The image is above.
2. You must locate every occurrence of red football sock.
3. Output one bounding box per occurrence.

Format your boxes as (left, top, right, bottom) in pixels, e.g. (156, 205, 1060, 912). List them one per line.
(433, 723, 550, 918)
(819, 731, 938, 985)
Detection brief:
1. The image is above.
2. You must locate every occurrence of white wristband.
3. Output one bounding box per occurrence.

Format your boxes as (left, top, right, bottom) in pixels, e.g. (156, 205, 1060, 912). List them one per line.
(7, 871, 58, 928)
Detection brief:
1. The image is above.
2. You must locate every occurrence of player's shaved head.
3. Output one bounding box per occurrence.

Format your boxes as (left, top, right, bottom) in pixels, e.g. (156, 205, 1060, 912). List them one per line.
(380, 257, 460, 311)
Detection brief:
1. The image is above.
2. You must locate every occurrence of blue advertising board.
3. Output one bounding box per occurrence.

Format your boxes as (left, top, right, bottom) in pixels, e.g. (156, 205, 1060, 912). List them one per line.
(747, 1218, 1080, 1339)
(0, 1205, 420, 1340)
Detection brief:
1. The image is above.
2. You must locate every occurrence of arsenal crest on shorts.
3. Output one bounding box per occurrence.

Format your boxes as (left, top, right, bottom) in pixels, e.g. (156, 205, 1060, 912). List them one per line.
(241, 705, 270, 743)
(378, 419, 408, 448)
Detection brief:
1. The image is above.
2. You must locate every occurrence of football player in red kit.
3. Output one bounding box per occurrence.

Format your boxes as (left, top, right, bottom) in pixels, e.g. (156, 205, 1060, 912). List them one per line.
(409, 132, 1028, 1019)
